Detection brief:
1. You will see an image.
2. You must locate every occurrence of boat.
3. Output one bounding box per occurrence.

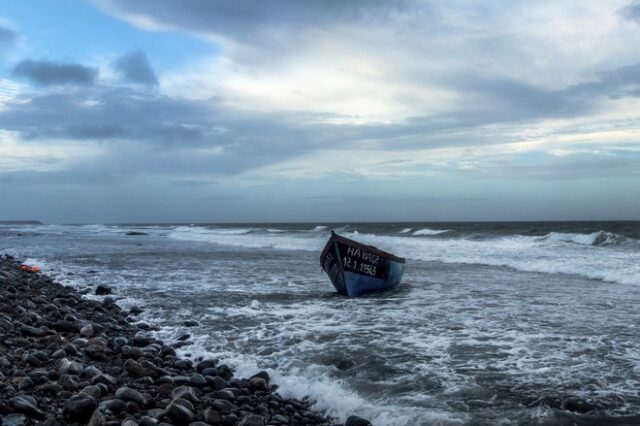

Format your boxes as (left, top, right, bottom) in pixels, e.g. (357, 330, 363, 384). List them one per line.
(320, 231, 405, 297)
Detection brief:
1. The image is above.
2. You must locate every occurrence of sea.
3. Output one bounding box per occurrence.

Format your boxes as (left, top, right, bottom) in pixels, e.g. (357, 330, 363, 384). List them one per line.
(2, 221, 640, 425)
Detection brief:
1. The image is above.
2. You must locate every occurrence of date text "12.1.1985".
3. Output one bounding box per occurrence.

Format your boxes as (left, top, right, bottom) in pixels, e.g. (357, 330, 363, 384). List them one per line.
(342, 257, 377, 276)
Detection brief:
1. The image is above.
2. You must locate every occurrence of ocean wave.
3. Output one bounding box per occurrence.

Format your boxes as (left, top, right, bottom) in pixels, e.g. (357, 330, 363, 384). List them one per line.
(412, 228, 449, 236)
(400, 228, 413, 234)
(542, 231, 628, 246)
(310, 225, 328, 232)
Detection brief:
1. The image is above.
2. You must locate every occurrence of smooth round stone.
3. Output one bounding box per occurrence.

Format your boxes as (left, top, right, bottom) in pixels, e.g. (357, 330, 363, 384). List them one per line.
(171, 397, 194, 413)
(9, 395, 45, 419)
(237, 414, 264, 426)
(139, 416, 159, 426)
(171, 386, 199, 402)
(98, 398, 128, 414)
(1, 413, 28, 426)
(165, 402, 195, 425)
(189, 373, 207, 387)
(345, 415, 373, 426)
(63, 393, 97, 422)
(203, 408, 221, 425)
(115, 386, 147, 406)
(211, 399, 236, 413)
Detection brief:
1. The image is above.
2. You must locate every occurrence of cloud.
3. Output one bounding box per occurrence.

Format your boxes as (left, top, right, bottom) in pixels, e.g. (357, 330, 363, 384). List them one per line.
(96, 0, 411, 44)
(619, 1, 640, 22)
(0, 24, 16, 45)
(114, 50, 158, 85)
(12, 60, 97, 86)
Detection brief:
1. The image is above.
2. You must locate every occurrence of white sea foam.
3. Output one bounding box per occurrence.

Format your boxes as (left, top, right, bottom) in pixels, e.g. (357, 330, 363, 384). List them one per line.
(400, 228, 413, 234)
(310, 225, 328, 232)
(412, 228, 449, 236)
(169, 225, 325, 251)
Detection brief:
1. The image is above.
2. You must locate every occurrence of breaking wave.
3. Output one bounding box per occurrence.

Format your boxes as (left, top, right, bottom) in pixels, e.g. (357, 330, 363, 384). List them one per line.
(412, 228, 449, 236)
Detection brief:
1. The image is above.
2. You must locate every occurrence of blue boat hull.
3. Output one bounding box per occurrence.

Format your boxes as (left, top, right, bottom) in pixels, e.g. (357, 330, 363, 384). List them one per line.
(320, 232, 405, 297)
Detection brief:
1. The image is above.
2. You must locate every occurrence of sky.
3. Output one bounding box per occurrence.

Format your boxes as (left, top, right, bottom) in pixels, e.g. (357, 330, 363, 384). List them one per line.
(0, 0, 639, 223)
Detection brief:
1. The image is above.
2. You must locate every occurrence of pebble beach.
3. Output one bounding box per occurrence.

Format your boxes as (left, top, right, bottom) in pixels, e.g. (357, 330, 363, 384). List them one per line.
(0, 254, 370, 426)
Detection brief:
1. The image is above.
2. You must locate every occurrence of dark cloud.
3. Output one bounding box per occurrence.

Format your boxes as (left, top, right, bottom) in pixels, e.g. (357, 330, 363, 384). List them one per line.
(0, 25, 16, 45)
(114, 50, 158, 85)
(619, 1, 640, 22)
(12, 60, 97, 86)
(99, 0, 411, 44)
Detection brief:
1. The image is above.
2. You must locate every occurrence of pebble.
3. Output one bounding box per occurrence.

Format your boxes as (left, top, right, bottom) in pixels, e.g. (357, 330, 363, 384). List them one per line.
(0, 255, 357, 426)
(63, 393, 97, 422)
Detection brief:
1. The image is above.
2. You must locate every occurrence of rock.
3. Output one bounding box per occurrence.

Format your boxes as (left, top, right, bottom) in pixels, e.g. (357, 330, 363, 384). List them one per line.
(172, 386, 199, 402)
(172, 398, 195, 412)
(18, 376, 34, 390)
(183, 320, 199, 327)
(270, 414, 289, 424)
(98, 398, 128, 415)
(248, 377, 268, 392)
(122, 420, 139, 426)
(88, 409, 106, 426)
(63, 394, 97, 422)
(189, 373, 207, 387)
(91, 373, 118, 387)
(238, 415, 264, 426)
(222, 414, 239, 426)
(80, 323, 95, 338)
(165, 402, 195, 425)
(157, 382, 175, 398)
(80, 384, 102, 401)
(125, 231, 148, 236)
(115, 386, 147, 406)
(197, 359, 217, 371)
(9, 395, 45, 419)
(203, 408, 222, 425)
(345, 415, 373, 426)
(129, 306, 144, 315)
(211, 399, 236, 413)
(139, 416, 159, 426)
(208, 376, 229, 390)
(1, 413, 28, 426)
(58, 374, 80, 391)
(95, 285, 112, 295)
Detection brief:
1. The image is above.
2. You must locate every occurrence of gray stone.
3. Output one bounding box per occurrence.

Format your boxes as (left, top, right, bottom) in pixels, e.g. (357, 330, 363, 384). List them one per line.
(203, 408, 222, 425)
(98, 398, 128, 414)
(172, 397, 195, 413)
(80, 323, 95, 338)
(1, 413, 28, 426)
(88, 409, 106, 426)
(18, 376, 34, 390)
(80, 384, 102, 401)
(165, 402, 195, 425)
(345, 415, 373, 426)
(63, 394, 97, 422)
(238, 414, 264, 426)
(211, 399, 236, 413)
(189, 373, 207, 387)
(9, 395, 45, 419)
(248, 377, 268, 392)
(139, 416, 159, 426)
(115, 386, 147, 406)
(58, 374, 80, 391)
(171, 385, 199, 402)
(270, 414, 289, 424)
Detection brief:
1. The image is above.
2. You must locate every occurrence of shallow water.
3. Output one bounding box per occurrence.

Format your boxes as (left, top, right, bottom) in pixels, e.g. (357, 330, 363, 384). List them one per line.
(2, 222, 640, 425)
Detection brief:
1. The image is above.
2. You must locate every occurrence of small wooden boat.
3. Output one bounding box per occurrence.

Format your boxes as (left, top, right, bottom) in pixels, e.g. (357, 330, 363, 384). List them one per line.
(320, 231, 405, 297)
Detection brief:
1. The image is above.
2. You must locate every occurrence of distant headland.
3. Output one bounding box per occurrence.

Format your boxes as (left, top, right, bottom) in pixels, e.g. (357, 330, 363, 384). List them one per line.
(0, 220, 42, 225)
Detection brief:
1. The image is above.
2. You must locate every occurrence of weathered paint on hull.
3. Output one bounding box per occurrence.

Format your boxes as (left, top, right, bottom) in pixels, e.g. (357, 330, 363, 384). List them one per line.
(320, 232, 405, 297)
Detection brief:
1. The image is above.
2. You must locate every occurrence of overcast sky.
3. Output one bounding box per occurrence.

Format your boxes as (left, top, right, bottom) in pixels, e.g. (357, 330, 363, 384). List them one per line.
(0, 0, 639, 223)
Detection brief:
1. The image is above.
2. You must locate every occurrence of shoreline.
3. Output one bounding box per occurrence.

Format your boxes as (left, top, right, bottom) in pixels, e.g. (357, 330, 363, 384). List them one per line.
(0, 254, 371, 426)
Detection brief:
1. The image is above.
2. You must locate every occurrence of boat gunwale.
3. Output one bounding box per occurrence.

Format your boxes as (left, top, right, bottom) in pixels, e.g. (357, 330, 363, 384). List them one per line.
(320, 232, 406, 265)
